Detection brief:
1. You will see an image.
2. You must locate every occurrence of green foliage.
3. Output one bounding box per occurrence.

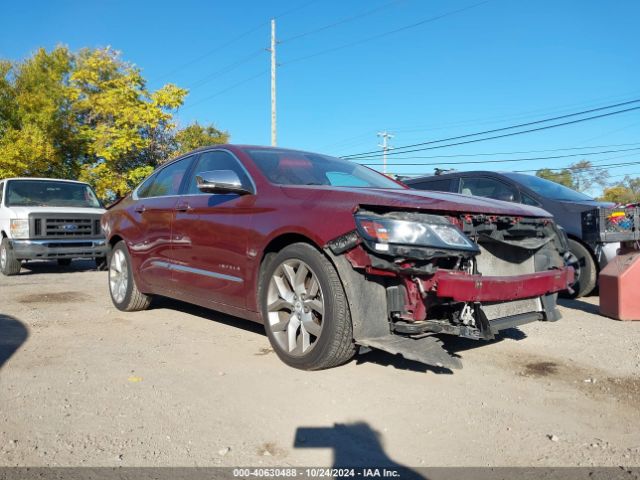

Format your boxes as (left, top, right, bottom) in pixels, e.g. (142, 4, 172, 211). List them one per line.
(536, 168, 575, 188)
(0, 46, 229, 200)
(173, 122, 229, 159)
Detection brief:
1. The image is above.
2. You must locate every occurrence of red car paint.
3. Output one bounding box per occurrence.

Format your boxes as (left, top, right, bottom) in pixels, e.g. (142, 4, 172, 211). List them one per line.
(102, 144, 570, 325)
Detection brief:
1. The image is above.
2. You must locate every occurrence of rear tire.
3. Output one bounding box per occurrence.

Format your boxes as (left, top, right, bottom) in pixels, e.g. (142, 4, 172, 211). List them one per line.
(566, 239, 597, 298)
(57, 259, 72, 267)
(260, 243, 356, 370)
(108, 241, 151, 311)
(0, 238, 21, 276)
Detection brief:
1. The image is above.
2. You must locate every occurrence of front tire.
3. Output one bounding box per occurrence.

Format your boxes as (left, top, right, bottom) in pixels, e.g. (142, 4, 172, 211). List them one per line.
(260, 243, 356, 370)
(565, 239, 597, 298)
(108, 241, 151, 311)
(0, 238, 21, 276)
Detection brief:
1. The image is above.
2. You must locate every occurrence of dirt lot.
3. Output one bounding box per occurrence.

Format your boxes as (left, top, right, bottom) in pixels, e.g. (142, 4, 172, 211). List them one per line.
(1, 261, 639, 468)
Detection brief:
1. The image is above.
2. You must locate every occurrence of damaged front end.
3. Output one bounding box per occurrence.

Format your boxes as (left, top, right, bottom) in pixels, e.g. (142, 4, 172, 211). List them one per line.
(325, 208, 574, 369)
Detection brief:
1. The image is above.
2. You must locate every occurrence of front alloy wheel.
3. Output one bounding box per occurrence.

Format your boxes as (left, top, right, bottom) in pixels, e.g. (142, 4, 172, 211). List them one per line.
(267, 259, 324, 356)
(261, 243, 356, 370)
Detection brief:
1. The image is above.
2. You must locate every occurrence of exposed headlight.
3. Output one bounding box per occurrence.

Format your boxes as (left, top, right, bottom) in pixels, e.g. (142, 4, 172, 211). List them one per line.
(10, 219, 29, 239)
(355, 213, 479, 254)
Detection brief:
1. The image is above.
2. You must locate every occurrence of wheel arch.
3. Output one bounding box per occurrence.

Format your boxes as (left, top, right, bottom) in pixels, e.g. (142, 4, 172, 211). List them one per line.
(254, 232, 323, 314)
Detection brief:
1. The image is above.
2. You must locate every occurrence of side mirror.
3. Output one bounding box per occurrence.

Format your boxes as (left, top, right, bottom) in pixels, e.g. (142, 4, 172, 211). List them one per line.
(195, 170, 254, 195)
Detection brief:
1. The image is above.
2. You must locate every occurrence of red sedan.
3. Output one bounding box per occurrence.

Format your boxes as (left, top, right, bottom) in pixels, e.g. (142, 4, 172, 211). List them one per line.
(102, 145, 573, 370)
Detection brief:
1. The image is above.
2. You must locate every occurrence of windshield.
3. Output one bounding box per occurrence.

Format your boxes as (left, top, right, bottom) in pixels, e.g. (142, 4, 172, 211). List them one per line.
(502, 173, 594, 202)
(6, 180, 102, 208)
(244, 148, 404, 189)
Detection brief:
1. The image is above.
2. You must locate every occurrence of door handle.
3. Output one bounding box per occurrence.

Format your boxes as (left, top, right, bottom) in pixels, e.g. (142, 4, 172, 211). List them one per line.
(175, 202, 193, 212)
(134, 205, 146, 213)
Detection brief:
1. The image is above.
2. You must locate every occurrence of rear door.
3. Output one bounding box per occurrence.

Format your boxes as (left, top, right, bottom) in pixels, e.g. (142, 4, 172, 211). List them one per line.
(170, 149, 257, 309)
(130, 156, 194, 292)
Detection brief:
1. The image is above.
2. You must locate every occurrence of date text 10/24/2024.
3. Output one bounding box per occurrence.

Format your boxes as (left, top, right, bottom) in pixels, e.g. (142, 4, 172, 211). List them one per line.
(232, 468, 402, 478)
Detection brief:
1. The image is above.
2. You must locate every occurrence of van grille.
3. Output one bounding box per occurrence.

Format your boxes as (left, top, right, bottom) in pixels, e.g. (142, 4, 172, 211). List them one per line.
(28, 215, 102, 238)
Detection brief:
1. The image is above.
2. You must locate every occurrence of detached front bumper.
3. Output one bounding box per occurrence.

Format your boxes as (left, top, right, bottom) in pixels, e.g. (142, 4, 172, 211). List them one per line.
(424, 267, 575, 302)
(11, 238, 107, 260)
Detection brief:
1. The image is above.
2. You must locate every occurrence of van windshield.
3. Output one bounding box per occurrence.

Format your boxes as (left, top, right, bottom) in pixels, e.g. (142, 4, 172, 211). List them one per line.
(6, 180, 102, 208)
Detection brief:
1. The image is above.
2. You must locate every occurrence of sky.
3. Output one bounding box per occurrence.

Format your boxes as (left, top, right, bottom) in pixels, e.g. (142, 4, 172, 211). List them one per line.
(1, 0, 639, 194)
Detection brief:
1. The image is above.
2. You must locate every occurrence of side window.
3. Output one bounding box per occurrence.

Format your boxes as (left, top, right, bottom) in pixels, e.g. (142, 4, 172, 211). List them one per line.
(0, 182, 4, 205)
(411, 179, 452, 192)
(136, 174, 157, 199)
(186, 150, 252, 194)
(460, 177, 518, 202)
(140, 156, 192, 198)
(521, 193, 540, 206)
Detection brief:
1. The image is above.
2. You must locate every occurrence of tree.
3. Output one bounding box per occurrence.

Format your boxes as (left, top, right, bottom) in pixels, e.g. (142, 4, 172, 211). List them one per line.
(0, 46, 229, 200)
(71, 47, 187, 198)
(600, 176, 640, 205)
(536, 160, 609, 193)
(173, 123, 229, 158)
(568, 160, 609, 192)
(536, 168, 575, 188)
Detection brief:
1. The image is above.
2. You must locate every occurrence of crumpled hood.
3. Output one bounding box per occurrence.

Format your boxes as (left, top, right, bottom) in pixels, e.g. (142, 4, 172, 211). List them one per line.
(280, 186, 553, 218)
(6, 206, 106, 218)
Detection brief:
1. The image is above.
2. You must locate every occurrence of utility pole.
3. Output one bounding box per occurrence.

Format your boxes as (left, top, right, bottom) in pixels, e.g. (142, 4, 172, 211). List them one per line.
(377, 131, 393, 174)
(269, 19, 277, 146)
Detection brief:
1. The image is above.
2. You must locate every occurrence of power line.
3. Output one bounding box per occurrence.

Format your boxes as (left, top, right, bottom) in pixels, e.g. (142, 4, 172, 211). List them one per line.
(281, 0, 492, 67)
(358, 146, 640, 167)
(343, 99, 640, 159)
(343, 105, 640, 160)
(186, 50, 265, 91)
(152, 0, 320, 83)
(351, 142, 640, 161)
(180, 70, 269, 111)
(279, 0, 401, 44)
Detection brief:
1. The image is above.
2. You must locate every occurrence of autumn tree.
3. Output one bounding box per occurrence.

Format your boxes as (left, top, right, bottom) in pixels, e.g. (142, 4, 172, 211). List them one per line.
(173, 122, 229, 159)
(600, 176, 640, 204)
(0, 46, 229, 200)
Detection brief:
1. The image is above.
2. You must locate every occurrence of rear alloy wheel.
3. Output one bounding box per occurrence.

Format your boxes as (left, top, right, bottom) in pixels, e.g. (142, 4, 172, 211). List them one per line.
(261, 243, 356, 370)
(0, 238, 22, 276)
(108, 241, 151, 312)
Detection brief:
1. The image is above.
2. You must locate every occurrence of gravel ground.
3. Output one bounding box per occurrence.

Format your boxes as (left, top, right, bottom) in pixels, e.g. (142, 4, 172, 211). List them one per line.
(1, 260, 639, 468)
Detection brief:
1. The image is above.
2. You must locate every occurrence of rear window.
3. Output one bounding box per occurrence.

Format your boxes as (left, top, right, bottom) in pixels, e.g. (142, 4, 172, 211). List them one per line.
(5, 180, 101, 208)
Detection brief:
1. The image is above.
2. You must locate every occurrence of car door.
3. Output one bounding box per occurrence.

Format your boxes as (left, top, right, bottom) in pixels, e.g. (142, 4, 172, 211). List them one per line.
(130, 155, 194, 293)
(170, 149, 257, 309)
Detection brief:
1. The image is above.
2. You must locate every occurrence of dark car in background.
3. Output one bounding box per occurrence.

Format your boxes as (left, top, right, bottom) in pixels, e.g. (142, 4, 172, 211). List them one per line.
(102, 145, 574, 371)
(405, 171, 617, 298)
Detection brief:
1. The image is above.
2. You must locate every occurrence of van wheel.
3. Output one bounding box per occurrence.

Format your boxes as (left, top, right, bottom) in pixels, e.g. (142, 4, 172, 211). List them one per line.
(260, 243, 356, 370)
(108, 241, 151, 311)
(565, 239, 597, 298)
(0, 238, 22, 276)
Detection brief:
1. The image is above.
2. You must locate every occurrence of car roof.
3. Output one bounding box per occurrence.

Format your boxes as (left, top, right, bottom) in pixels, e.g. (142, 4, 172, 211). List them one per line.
(1, 177, 90, 185)
(403, 171, 509, 183)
